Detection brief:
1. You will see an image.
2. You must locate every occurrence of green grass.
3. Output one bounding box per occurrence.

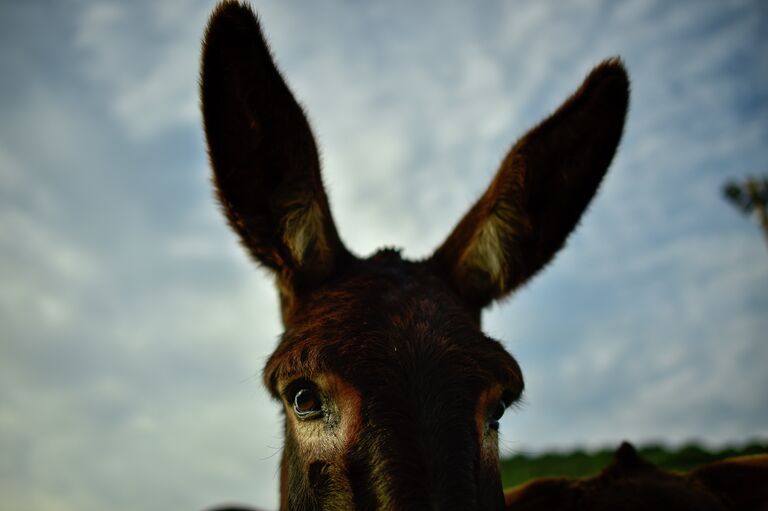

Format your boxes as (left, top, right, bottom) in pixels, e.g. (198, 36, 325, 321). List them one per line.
(500, 440, 768, 489)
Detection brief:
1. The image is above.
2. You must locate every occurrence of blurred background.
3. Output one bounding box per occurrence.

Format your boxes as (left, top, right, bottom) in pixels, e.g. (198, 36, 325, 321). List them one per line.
(1, 0, 767, 509)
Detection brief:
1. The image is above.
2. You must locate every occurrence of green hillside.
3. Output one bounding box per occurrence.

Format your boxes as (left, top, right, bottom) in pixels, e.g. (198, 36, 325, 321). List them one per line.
(500, 440, 768, 489)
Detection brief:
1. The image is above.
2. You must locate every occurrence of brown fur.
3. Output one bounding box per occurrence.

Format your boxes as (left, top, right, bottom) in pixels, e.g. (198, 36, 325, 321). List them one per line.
(200, 1, 629, 509)
(503, 442, 768, 511)
(206, 444, 768, 511)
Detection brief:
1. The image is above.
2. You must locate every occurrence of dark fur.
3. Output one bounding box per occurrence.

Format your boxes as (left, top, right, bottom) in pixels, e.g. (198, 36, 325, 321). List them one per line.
(200, 2, 629, 509)
(207, 444, 768, 511)
(504, 442, 768, 511)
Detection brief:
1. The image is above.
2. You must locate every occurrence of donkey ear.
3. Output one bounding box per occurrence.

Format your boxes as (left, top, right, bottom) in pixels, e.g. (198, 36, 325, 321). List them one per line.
(200, 1, 349, 293)
(431, 59, 629, 308)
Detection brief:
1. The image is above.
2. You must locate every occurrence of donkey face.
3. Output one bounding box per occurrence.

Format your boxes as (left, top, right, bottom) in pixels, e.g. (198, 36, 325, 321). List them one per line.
(262, 252, 524, 510)
(200, 2, 629, 510)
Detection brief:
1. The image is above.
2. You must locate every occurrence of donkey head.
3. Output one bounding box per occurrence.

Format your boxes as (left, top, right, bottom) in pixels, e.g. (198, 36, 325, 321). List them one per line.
(200, 2, 629, 510)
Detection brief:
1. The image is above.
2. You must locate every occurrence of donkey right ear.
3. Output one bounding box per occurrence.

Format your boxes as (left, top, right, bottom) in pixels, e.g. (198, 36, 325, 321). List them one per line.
(200, 2, 349, 294)
(432, 59, 629, 309)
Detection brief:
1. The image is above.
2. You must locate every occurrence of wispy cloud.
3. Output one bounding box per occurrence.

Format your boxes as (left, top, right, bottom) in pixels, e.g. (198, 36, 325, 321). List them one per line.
(1, 0, 767, 509)
(74, 0, 211, 138)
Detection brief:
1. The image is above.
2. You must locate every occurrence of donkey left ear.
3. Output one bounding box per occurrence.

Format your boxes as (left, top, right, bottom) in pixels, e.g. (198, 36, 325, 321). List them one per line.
(431, 59, 629, 308)
(200, 1, 349, 298)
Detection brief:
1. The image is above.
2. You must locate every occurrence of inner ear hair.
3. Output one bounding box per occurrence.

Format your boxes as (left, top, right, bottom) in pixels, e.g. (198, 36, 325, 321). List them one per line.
(432, 58, 630, 308)
(200, 1, 350, 297)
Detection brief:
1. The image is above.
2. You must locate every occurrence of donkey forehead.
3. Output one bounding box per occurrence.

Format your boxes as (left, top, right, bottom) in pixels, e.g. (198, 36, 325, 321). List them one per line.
(263, 254, 523, 397)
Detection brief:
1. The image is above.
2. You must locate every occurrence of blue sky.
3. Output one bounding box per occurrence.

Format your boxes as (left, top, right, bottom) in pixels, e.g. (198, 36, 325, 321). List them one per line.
(1, 0, 767, 509)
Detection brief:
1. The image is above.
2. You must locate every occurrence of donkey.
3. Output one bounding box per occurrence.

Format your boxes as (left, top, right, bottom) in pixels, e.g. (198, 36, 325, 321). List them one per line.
(504, 442, 768, 511)
(200, 2, 628, 510)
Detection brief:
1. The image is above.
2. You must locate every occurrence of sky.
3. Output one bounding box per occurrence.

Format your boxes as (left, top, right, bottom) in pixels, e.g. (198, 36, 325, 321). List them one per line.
(1, 0, 767, 509)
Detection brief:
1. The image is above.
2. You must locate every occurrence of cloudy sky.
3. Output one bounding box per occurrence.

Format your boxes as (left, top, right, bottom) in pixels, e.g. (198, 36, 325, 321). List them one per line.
(1, 0, 767, 509)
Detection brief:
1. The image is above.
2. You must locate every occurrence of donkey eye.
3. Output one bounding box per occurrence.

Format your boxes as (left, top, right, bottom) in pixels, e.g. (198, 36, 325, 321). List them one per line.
(488, 399, 507, 431)
(293, 388, 323, 419)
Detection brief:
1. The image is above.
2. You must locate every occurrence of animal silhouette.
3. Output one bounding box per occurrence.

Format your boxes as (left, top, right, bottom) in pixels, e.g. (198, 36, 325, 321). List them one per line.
(504, 442, 768, 511)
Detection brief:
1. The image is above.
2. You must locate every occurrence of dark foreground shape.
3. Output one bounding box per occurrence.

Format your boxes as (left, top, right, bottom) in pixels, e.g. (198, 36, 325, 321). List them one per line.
(504, 442, 768, 511)
(200, 1, 629, 510)
(207, 443, 768, 511)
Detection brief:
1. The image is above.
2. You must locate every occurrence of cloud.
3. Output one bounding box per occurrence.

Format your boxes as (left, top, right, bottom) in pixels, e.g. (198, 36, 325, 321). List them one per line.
(2, 0, 767, 509)
(74, 0, 211, 138)
(494, 224, 768, 451)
